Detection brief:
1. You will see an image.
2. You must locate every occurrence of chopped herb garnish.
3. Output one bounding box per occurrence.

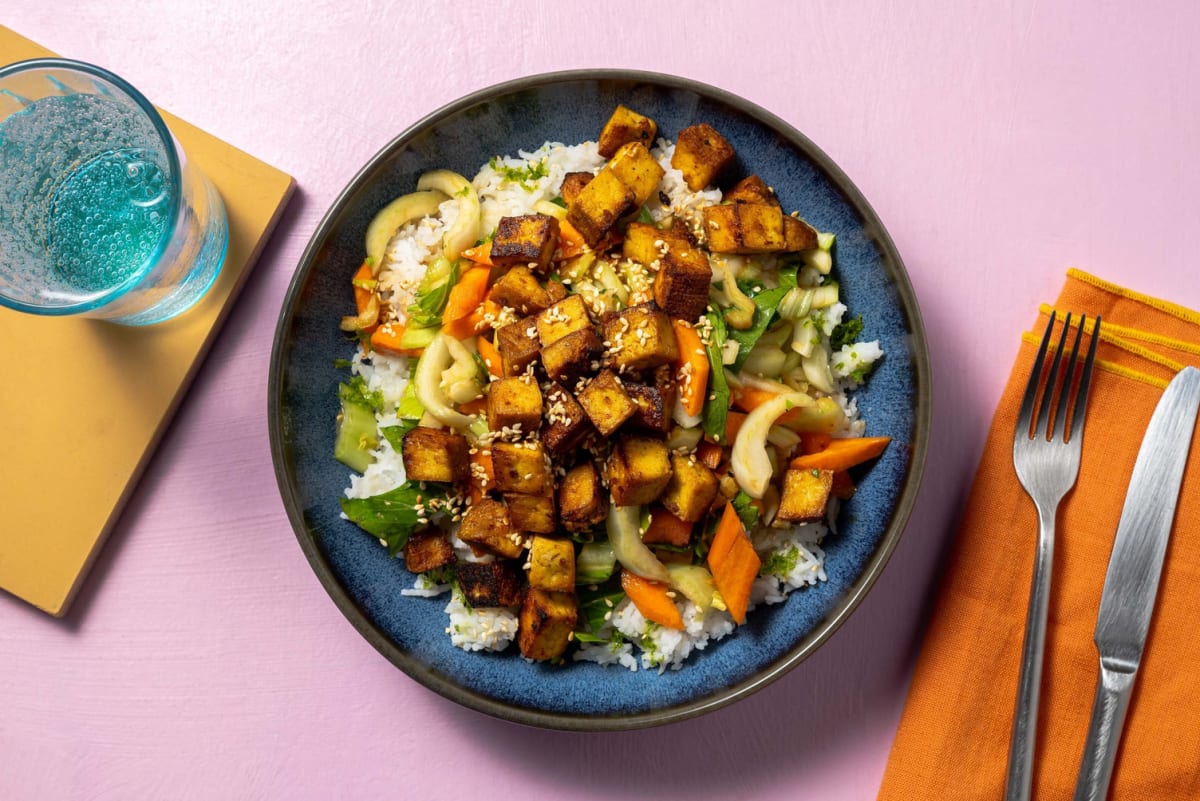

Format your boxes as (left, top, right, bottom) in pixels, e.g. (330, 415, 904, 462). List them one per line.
(731, 491, 760, 531)
(830, 315, 864, 350)
(636, 206, 655, 225)
(339, 374, 385, 413)
(490, 156, 550, 190)
(333, 357, 354, 369)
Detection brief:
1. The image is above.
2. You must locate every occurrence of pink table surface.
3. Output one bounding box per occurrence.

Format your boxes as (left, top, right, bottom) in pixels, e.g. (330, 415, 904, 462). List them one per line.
(4, 3, 1199, 799)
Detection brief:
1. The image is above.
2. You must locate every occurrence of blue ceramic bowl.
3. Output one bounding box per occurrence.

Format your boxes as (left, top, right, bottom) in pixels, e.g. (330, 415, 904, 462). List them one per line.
(268, 70, 930, 730)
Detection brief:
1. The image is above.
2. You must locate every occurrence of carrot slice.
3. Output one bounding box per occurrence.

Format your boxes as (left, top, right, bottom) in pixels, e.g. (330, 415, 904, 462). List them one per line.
(671, 320, 709, 417)
(370, 323, 424, 357)
(352, 261, 375, 316)
(443, 266, 491, 323)
(788, 436, 892, 471)
(798, 432, 833, 455)
(642, 507, 694, 547)
(461, 243, 494, 266)
(620, 570, 685, 631)
(707, 502, 761, 625)
(831, 470, 856, 500)
(723, 411, 747, 442)
(555, 219, 587, 261)
(442, 307, 486, 340)
(731, 384, 778, 413)
(459, 397, 487, 415)
(696, 441, 723, 470)
(476, 335, 503, 378)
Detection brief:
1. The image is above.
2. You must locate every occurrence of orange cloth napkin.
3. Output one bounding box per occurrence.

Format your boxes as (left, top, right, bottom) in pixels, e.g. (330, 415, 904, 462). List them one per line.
(878, 269, 1200, 800)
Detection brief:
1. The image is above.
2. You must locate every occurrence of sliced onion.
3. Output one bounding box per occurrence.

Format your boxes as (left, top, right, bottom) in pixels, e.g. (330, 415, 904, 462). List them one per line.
(607, 503, 669, 582)
(731, 392, 812, 498)
(416, 170, 481, 261)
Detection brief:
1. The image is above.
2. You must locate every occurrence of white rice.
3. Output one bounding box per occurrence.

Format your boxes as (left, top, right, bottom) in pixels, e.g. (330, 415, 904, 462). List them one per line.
(444, 592, 519, 652)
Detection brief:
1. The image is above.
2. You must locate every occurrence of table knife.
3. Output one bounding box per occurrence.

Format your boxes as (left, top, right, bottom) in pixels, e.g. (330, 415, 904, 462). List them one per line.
(1072, 365, 1200, 801)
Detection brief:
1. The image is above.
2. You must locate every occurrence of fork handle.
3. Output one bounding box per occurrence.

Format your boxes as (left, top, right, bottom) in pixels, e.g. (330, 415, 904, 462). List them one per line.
(1004, 506, 1056, 801)
(1072, 662, 1135, 801)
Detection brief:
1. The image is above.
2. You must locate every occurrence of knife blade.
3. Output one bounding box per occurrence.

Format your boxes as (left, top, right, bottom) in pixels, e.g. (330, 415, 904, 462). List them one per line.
(1072, 365, 1200, 801)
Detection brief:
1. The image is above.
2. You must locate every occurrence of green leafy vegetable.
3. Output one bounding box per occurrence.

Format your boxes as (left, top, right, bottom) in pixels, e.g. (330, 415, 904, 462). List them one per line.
(725, 265, 799, 371)
(701, 309, 731, 441)
(549, 196, 567, 209)
(731, 491, 760, 531)
(636, 206, 655, 225)
(830, 315, 864, 351)
(380, 422, 418, 452)
(577, 583, 625, 637)
(339, 375, 385, 413)
(339, 481, 449, 555)
(406, 258, 459, 328)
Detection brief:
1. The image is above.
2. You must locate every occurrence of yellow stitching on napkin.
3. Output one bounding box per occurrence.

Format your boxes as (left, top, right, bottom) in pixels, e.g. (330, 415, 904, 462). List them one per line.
(1067, 268, 1200, 326)
(1092, 320, 1200, 355)
(1037, 305, 1188, 374)
(1020, 331, 1170, 390)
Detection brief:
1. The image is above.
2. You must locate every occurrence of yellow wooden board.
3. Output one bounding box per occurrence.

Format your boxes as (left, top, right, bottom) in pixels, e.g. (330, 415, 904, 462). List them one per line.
(0, 27, 295, 616)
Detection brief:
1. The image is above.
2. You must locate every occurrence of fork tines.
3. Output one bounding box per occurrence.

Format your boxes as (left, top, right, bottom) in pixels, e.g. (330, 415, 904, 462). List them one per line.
(1018, 311, 1102, 444)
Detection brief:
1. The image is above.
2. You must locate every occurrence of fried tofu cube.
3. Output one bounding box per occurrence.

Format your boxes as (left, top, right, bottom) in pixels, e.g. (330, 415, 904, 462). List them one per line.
(653, 239, 712, 321)
(622, 221, 664, 267)
(486, 376, 542, 434)
(577, 369, 637, 436)
(661, 452, 719, 522)
(490, 214, 560, 275)
(724, 174, 779, 207)
(566, 168, 636, 247)
(541, 383, 592, 454)
(601, 302, 679, 371)
(671, 123, 734, 191)
(702, 202, 786, 254)
(402, 529, 456, 574)
(624, 382, 671, 435)
(495, 316, 542, 376)
(457, 561, 524, 607)
(491, 441, 552, 494)
(528, 536, 576, 592)
(777, 468, 835, 523)
(558, 461, 607, 533)
(606, 435, 672, 506)
(541, 327, 602, 383)
(458, 498, 524, 558)
(598, 105, 657, 158)
(653, 364, 678, 416)
(606, 141, 665, 207)
(401, 426, 469, 483)
(536, 294, 592, 346)
(488, 265, 552, 314)
(559, 171, 594, 205)
(519, 588, 578, 661)
(783, 215, 819, 252)
(505, 492, 556, 534)
(545, 279, 568, 304)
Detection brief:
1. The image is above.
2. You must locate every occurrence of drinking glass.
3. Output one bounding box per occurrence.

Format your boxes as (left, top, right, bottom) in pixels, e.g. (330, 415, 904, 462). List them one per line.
(0, 58, 228, 325)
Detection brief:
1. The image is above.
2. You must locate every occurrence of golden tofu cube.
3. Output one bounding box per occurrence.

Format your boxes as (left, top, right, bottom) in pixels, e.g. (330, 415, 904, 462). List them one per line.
(783, 215, 819, 252)
(558, 461, 607, 533)
(541, 327, 602, 384)
(605, 435, 672, 506)
(519, 588, 578, 661)
(624, 382, 671, 435)
(401, 426, 469, 483)
(458, 498, 524, 558)
(528, 536, 576, 592)
(559, 171, 594, 205)
(536, 294, 592, 346)
(777, 468, 835, 522)
(597, 104, 657, 158)
(486, 376, 542, 434)
(541, 382, 592, 454)
(577, 368, 637, 436)
(491, 441, 552, 494)
(566, 168, 636, 247)
(653, 364, 678, 417)
(671, 123, 734, 191)
(702, 202, 786, 254)
(653, 240, 712, 321)
(490, 214, 560, 275)
(661, 452, 719, 522)
(505, 491, 557, 534)
(488, 265, 552, 314)
(545, 278, 568, 304)
(621, 221, 664, 267)
(724, 174, 779, 207)
(601, 302, 679, 371)
(402, 529, 456, 574)
(606, 141, 665, 207)
(495, 316, 541, 376)
(456, 561, 524, 607)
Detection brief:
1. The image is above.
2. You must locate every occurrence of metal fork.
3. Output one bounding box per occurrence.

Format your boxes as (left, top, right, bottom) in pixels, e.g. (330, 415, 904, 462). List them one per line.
(1004, 311, 1101, 801)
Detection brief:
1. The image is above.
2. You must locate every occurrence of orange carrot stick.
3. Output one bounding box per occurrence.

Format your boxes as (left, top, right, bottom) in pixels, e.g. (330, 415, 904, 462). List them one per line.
(461, 243, 494, 266)
(798, 432, 833, 455)
(671, 320, 709, 417)
(370, 323, 424, 358)
(642, 507, 694, 547)
(554, 219, 587, 261)
(352, 261, 375, 316)
(442, 307, 486, 340)
(707, 502, 761, 625)
(476, 335, 503, 378)
(730, 384, 778, 413)
(788, 436, 892, 471)
(723, 411, 747, 442)
(443, 266, 491, 324)
(620, 570, 685, 630)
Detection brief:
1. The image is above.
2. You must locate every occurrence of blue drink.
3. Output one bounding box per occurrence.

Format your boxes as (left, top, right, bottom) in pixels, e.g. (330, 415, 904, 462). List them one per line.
(0, 60, 227, 325)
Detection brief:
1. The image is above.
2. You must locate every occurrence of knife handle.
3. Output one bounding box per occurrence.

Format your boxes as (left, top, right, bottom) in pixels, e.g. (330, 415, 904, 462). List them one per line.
(1072, 662, 1135, 801)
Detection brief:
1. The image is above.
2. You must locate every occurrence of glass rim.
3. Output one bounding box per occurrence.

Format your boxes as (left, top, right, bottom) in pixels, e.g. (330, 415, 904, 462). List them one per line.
(0, 57, 183, 316)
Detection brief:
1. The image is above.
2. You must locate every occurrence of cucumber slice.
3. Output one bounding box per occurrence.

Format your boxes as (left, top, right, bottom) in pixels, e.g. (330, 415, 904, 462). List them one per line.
(397, 324, 438, 351)
(576, 541, 617, 584)
(334, 398, 378, 473)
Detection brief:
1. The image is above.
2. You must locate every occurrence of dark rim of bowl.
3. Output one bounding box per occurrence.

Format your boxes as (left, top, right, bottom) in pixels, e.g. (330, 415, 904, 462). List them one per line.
(268, 68, 931, 732)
